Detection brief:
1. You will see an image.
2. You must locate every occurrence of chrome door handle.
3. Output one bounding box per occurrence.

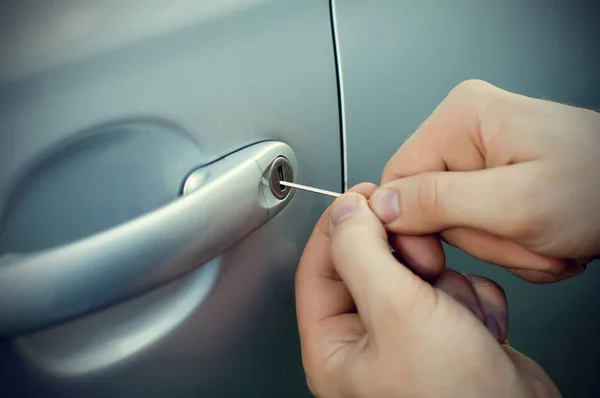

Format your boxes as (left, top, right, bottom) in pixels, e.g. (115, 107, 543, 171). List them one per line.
(0, 141, 297, 337)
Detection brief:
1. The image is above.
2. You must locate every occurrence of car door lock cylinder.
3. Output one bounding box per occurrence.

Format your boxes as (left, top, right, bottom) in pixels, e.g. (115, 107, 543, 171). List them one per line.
(268, 156, 294, 199)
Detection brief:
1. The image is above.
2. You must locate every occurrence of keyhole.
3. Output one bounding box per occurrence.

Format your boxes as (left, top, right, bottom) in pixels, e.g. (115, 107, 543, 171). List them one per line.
(277, 165, 286, 191)
(268, 157, 293, 200)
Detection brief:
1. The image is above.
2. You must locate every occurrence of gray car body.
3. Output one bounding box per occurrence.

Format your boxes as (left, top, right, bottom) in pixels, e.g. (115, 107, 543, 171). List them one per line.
(0, 0, 599, 397)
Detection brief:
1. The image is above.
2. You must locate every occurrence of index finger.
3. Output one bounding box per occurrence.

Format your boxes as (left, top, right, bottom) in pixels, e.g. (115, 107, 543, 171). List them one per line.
(295, 183, 377, 337)
(381, 79, 520, 183)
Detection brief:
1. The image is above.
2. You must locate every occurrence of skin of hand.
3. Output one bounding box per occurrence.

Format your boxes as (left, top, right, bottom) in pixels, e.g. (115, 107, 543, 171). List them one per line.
(369, 79, 600, 283)
(296, 184, 561, 398)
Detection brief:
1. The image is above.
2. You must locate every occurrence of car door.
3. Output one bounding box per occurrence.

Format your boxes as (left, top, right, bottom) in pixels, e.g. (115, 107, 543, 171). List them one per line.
(332, 1, 600, 397)
(0, 1, 341, 397)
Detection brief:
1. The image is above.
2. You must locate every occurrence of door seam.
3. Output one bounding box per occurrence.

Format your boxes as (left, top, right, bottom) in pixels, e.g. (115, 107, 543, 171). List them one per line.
(329, 0, 348, 192)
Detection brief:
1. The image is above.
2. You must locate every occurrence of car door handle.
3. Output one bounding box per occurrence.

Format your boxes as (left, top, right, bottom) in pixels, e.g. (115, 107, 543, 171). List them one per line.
(0, 141, 297, 337)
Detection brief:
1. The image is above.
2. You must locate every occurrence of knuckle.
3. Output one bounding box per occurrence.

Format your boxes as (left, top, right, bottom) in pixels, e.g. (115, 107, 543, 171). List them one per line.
(451, 79, 495, 97)
(448, 80, 502, 118)
(446, 80, 507, 158)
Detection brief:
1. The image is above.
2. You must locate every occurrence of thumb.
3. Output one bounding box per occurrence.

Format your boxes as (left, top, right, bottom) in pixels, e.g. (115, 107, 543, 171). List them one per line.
(328, 192, 427, 333)
(368, 164, 535, 238)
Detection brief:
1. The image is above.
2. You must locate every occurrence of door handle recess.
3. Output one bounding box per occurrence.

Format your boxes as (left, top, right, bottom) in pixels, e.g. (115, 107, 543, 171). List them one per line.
(0, 141, 297, 337)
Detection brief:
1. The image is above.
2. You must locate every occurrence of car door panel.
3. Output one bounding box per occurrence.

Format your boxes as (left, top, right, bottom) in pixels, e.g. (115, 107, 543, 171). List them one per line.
(0, 1, 340, 397)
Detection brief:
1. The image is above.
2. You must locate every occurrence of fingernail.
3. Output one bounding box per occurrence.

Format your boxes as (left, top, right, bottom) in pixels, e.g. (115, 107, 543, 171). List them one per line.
(485, 315, 501, 340)
(329, 195, 359, 226)
(370, 189, 399, 223)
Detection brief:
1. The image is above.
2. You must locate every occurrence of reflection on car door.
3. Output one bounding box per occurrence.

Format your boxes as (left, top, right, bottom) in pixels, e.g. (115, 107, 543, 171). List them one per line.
(0, 1, 342, 397)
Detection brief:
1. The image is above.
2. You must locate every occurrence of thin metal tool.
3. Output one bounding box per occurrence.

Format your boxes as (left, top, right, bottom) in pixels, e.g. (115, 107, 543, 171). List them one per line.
(279, 181, 340, 198)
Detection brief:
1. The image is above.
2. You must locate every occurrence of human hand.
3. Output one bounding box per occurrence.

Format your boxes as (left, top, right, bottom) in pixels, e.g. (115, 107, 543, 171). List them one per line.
(369, 80, 600, 283)
(296, 186, 560, 398)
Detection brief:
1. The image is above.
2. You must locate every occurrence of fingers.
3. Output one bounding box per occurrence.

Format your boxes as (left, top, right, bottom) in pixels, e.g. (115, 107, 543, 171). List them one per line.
(295, 183, 377, 337)
(295, 183, 378, 388)
(389, 234, 445, 280)
(295, 205, 352, 341)
(381, 81, 487, 183)
(441, 228, 568, 275)
(433, 269, 509, 342)
(374, 80, 545, 243)
(328, 193, 428, 333)
(370, 163, 540, 239)
(441, 228, 585, 283)
(432, 269, 485, 322)
(464, 274, 508, 342)
(380, 79, 529, 184)
(348, 182, 379, 201)
(508, 265, 585, 284)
